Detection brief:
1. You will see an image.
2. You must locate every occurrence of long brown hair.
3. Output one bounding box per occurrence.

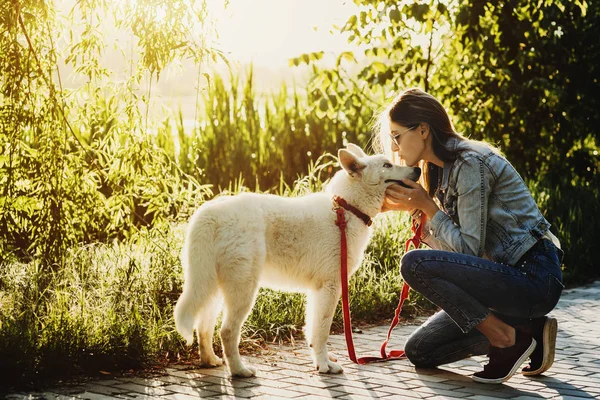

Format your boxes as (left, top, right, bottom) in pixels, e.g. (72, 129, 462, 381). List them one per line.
(374, 88, 464, 196)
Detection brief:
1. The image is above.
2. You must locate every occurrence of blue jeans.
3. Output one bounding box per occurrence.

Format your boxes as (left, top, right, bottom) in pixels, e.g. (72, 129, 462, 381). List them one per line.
(400, 239, 564, 367)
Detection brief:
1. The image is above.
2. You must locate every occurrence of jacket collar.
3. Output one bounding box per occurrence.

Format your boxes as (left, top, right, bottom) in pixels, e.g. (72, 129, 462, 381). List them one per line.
(439, 137, 461, 193)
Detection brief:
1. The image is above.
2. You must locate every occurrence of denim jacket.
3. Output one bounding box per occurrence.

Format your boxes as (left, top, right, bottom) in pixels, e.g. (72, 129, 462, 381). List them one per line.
(422, 137, 559, 266)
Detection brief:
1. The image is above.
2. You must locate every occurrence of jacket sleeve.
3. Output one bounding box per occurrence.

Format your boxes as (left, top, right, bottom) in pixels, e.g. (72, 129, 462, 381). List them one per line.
(427, 156, 493, 257)
(420, 219, 453, 251)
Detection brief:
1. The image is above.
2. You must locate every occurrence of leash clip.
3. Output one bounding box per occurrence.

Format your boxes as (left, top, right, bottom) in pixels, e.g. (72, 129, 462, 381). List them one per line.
(332, 195, 340, 211)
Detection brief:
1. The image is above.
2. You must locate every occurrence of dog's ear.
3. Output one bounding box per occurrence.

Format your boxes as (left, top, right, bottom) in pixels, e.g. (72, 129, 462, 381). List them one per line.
(345, 143, 367, 158)
(338, 149, 366, 177)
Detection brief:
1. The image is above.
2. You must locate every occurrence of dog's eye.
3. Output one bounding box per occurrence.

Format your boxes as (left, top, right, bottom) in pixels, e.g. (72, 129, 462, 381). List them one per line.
(383, 162, 393, 168)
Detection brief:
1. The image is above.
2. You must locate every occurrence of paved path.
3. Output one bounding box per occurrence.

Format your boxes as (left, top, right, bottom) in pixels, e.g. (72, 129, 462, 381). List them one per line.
(8, 281, 600, 399)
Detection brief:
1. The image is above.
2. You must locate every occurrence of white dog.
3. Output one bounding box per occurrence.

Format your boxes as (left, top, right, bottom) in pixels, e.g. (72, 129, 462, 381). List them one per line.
(174, 143, 420, 377)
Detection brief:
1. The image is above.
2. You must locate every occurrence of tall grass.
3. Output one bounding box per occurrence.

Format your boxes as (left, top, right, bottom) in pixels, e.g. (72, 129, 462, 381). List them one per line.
(158, 66, 376, 192)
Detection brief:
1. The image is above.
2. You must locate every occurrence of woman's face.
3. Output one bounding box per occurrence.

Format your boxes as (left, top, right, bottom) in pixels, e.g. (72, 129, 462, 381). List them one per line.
(389, 121, 425, 167)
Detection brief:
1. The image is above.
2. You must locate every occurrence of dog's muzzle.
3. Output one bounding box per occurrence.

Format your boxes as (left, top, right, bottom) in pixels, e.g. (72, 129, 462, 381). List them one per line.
(385, 167, 421, 188)
(384, 179, 411, 188)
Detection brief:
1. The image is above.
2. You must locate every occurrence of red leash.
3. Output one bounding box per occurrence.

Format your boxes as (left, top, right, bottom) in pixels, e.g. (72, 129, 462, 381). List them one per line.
(335, 199, 425, 364)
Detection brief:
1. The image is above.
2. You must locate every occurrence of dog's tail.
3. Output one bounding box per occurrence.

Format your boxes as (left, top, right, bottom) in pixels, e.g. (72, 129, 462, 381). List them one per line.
(174, 212, 219, 344)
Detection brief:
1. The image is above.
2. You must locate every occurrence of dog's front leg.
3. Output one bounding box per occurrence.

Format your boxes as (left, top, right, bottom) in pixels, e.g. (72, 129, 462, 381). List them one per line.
(306, 284, 343, 374)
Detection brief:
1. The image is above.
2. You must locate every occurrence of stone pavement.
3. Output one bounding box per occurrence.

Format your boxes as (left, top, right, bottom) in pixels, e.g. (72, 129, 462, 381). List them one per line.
(8, 280, 600, 400)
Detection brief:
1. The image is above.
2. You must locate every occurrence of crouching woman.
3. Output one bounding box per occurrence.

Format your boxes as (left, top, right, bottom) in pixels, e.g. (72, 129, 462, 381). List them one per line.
(378, 88, 564, 384)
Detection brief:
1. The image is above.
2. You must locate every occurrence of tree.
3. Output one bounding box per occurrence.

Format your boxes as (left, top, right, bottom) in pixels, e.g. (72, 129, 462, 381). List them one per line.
(0, 0, 216, 264)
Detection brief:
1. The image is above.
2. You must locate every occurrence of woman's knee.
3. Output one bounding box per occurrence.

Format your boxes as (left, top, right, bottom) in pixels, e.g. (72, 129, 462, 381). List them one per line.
(404, 329, 436, 367)
(400, 249, 430, 286)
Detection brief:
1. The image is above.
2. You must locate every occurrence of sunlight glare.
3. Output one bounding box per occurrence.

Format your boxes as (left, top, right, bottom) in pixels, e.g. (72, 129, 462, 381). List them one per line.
(206, 0, 358, 67)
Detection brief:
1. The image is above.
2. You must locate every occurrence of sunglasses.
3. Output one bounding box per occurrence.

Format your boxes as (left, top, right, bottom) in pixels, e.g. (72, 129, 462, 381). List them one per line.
(390, 125, 418, 147)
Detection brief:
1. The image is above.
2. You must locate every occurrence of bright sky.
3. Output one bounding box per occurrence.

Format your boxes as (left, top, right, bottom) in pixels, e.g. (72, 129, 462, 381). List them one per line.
(58, 0, 366, 96)
(208, 0, 359, 67)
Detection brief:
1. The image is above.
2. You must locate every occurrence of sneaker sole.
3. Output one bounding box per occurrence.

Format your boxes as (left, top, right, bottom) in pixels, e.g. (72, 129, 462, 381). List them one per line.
(472, 338, 537, 384)
(522, 317, 557, 376)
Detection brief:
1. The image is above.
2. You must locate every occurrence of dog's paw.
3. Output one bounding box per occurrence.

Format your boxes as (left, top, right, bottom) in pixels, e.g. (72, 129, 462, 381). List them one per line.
(230, 365, 257, 378)
(317, 360, 343, 374)
(201, 355, 223, 367)
(328, 352, 338, 362)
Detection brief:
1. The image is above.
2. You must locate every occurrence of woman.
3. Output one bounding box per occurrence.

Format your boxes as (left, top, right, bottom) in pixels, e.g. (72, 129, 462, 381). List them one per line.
(377, 88, 564, 384)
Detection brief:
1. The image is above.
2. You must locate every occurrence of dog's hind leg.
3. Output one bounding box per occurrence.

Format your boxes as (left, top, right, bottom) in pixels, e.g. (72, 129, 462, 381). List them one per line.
(306, 283, 343, 374)
(174, 222, 219, 344)
(196, 296, 223, 367)
(220, 275, 260, 377)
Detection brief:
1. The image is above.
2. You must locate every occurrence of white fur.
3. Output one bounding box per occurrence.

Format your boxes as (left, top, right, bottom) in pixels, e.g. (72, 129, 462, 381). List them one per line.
(174, 143, 420, 377)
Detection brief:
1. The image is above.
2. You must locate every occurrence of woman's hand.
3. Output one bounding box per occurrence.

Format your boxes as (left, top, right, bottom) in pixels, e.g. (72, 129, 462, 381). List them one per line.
(381, 196, 415, 213)
(384, 179, 440, 218)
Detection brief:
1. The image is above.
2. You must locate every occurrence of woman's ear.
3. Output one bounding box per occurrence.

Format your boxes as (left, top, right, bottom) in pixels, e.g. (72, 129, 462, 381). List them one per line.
(420, 123, 430, 139)
(338, 149, 366, 177)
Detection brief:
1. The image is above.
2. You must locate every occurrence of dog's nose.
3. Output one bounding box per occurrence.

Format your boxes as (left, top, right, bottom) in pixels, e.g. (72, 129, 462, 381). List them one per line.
(413, 167, 421, 179)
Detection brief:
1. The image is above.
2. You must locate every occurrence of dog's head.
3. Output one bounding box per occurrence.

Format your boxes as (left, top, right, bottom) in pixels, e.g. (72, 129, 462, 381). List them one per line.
(337, 143, 421, 189)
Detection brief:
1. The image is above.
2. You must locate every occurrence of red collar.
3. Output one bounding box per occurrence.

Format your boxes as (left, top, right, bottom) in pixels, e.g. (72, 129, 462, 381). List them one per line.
(332, 195, 373, 227)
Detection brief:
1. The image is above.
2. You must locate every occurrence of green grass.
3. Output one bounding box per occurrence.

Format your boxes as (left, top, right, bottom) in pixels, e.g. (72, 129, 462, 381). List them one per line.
(0, 222, 188, 387)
